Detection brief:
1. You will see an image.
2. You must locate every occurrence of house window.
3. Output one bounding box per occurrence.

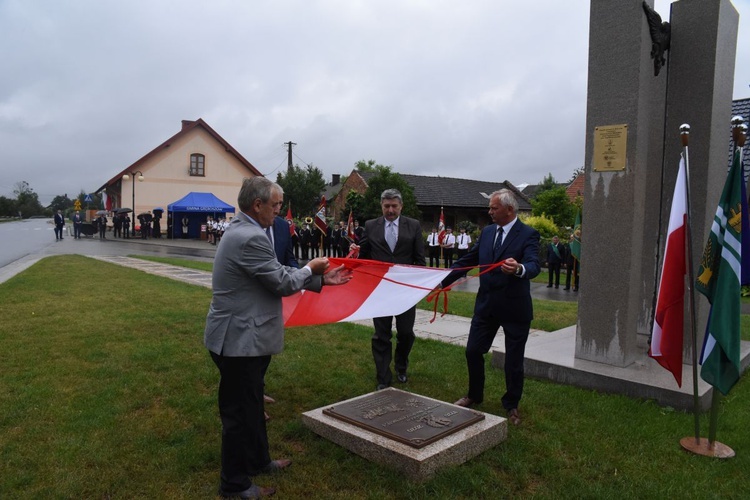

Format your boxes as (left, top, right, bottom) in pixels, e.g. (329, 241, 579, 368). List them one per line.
(189, 154, 205, 176)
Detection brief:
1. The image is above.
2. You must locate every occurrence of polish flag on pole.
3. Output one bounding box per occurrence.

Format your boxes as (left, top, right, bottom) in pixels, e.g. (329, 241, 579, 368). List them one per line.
(648, 154, 688, 387)
(283, 258, 451, 326)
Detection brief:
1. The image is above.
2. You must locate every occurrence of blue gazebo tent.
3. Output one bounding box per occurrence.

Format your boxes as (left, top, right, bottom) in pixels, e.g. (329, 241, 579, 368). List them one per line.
(167, 192, 236, 238)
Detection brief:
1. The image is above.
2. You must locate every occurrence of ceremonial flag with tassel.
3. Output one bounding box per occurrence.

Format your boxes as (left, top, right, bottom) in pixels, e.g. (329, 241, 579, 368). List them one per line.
(314, 196, 328, 234)
(438, 207, 446, 244)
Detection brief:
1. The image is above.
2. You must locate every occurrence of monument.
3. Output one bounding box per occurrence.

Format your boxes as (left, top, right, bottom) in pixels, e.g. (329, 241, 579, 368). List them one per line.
(492, 0, 748, 411)
(302, 388, 506, 480)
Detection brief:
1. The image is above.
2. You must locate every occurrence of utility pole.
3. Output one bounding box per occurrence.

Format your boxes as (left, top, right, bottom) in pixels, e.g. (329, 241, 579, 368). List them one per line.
(284, 141, 296, 172)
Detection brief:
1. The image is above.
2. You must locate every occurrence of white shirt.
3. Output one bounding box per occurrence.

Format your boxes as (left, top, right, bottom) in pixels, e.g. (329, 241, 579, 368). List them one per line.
(427, 232, 440, 246)
(442, 233, 455, 247)
(456, 232, 472, 249)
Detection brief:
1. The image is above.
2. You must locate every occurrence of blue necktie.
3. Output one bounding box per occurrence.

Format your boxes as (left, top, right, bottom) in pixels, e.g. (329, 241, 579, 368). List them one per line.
(265, 227, 273, 244)
(493, 226, 503, 259)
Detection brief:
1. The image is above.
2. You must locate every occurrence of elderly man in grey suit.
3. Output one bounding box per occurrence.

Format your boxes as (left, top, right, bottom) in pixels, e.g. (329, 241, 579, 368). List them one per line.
(205, 177, 350, 499)
(352, 188, 426, 390)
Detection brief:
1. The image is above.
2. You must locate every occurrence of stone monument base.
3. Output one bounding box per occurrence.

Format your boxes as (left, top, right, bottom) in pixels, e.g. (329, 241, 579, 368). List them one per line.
(301, 388, 506, 481)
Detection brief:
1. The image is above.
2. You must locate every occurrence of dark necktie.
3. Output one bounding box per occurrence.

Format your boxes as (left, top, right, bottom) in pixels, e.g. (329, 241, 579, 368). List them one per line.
(493, 226, 503, 258)
(265, 227, 273, 244)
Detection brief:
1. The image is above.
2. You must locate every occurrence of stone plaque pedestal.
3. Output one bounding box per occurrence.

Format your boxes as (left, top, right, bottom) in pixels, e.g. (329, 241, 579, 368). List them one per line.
(301, 388, 506, 481)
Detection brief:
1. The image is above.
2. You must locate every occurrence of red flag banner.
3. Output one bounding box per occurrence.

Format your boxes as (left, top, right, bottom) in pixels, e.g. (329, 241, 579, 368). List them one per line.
(286, 205, 295, 236)
(346, 210, 355, 241)
(314, 196, 328, 233)
(438, 207, 446, 244)
(283, 259, 451, 326)
(648, 154, 687, 386)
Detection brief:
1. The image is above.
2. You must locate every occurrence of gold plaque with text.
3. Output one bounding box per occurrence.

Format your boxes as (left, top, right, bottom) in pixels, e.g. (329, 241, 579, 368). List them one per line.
(593, 124, 628, 171)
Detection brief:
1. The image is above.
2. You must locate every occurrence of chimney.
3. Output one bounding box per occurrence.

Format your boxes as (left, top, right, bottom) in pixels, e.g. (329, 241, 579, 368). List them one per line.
(332, 174, 341, 186)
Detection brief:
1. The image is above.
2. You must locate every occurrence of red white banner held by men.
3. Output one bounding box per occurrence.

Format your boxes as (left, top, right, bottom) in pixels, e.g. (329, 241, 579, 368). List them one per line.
(283, 258, 451, 326)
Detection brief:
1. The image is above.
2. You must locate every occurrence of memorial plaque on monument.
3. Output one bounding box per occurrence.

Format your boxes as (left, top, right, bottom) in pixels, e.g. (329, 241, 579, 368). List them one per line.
(593, 124, 628, 171)
(322, 388, 484, 449)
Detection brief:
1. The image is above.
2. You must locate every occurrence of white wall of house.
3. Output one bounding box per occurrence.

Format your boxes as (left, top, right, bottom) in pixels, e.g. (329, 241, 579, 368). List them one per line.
(118, 126, 256, 216)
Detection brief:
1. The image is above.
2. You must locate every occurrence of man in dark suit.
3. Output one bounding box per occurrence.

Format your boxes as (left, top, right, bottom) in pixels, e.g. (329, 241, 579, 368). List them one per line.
(73, 210, 83, 239)
(546, 235, 564, 288)
(272, 215, 299, 269)
(441, 189, 540, 426)
(205, 177, 350, 498)
(54, 210, 65, 240)
(354, 188, 426, 390)
(564, 234, 580, 291)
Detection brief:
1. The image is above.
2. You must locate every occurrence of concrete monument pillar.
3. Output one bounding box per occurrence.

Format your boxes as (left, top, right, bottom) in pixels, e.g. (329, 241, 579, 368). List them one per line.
(576, 0, 738, 370)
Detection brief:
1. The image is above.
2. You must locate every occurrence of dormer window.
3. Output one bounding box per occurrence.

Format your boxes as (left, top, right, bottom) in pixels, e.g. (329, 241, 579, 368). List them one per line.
(190, 154, 205, 176)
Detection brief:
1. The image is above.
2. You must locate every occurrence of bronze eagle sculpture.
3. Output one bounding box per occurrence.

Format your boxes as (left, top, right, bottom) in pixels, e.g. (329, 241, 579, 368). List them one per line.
(642, 1, 671, 76)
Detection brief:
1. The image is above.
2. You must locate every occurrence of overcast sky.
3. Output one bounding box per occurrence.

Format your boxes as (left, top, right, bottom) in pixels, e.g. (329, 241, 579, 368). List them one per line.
(1, 0, 748, 205)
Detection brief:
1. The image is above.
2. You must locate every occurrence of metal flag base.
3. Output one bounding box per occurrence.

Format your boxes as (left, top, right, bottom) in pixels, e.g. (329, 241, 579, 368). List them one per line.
(680, 437, 735, 458)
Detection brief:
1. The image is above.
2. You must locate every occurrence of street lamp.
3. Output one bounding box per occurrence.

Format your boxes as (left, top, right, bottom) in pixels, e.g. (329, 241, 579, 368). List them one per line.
(122, 171, 144, 235)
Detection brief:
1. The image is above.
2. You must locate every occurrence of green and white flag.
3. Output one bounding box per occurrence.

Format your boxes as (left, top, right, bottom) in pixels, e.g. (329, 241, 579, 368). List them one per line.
(696, 148, 745, 395)
(570, 210, 581, 262)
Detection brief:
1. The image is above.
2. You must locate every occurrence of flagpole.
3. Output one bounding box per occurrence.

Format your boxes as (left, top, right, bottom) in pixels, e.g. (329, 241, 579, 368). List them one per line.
(676, 124, 701, 445)
(680, 119, 744, 459)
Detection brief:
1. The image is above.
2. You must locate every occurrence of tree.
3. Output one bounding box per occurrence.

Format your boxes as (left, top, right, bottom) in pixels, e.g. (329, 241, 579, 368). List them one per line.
(0, 196, 16, 217)
(531, 187, 575, 228)
(276, 164, 326, 218)
(536, 173, 559, 195)
(344, 190, 367, 224)
(357, 163, 419, 221)
(49, 194, 74, 212)
(13, 181, 45, 218)
(521, 213, 559, 239)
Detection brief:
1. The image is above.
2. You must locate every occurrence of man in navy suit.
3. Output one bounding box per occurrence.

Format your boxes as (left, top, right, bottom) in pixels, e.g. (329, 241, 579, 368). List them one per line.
(354, 189, 426, 390)
(272, 216, 299, 268)
(441, 189, 540, 426)
(53, 210, 65, 240)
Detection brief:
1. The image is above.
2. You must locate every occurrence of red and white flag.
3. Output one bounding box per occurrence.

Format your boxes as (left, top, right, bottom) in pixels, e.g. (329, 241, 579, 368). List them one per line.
(648, 155, 688, 387)
(283, 258, 451, 326)
(438, 207, 446, 244)
(346, 210, 355, 242)
(314, 196, 327, 234)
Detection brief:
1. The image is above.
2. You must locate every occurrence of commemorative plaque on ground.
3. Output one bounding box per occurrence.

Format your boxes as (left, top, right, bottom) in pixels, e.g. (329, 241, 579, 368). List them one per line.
(323, 389, 483, 448)
(303, 388, 506, 480)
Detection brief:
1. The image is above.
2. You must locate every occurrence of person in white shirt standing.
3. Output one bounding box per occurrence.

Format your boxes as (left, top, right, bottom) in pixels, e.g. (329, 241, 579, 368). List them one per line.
(442, 227, 456, 268)
(456, 227, 472, 260)
(426, 228, 441, 267)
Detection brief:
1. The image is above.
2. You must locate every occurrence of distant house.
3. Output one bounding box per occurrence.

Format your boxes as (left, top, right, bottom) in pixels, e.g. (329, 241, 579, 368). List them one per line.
(96, 119, 262, 217)
(566, 172, 585, 202)
(731, 97, 750, 174)
(330, 170, 530, 231)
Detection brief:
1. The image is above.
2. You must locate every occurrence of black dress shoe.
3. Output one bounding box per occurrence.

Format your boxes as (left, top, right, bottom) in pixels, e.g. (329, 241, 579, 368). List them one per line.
(563, 287, 570, 290)
(454, 396, 476, 407)
(250, 458, 292, 476)
(508, 408, 521, 426)
(397, 373, 408, 383)
(376, 383, 388, 391)
(546, 284, 552, 288)
(218, 484, 276, 498)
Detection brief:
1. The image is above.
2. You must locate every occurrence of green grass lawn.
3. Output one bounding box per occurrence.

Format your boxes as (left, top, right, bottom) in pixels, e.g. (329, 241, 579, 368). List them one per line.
(1, 255, 749, 498)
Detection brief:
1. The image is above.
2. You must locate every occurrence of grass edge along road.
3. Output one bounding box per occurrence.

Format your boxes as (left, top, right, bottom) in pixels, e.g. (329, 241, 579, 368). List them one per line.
(1, 255, 747, 498)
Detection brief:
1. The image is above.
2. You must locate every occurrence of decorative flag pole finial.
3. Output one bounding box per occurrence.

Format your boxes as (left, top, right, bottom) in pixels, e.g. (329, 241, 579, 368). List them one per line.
(679, 123, 690, 147)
